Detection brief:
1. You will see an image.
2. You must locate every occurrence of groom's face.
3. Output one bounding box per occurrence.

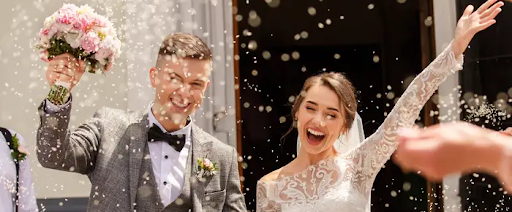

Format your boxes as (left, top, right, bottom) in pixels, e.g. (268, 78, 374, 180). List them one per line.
(150, 56, 211, 122)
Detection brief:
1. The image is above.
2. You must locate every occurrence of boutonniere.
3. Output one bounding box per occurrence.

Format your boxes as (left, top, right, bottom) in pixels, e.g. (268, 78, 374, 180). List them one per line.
(197, 157, 218, 178)
(11, 134, 27, 162)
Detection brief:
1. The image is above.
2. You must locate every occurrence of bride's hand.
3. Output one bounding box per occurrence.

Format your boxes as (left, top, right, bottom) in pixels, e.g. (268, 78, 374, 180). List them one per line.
(452, 0, 504, 58)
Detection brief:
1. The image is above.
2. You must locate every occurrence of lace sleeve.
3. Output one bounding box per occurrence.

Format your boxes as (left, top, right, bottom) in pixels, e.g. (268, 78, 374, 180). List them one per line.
(348, 42, 464, 189)
(257, 180, 281, 212)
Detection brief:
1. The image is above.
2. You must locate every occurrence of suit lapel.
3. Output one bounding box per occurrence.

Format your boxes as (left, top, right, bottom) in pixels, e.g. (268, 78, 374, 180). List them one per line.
(190, 124, 212, 212)
(128, 112, 150, 210)
(181, 145, 193, 202)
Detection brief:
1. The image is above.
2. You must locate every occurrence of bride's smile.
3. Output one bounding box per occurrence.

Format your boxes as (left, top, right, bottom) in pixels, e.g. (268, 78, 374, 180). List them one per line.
(306, 128, 326, 145)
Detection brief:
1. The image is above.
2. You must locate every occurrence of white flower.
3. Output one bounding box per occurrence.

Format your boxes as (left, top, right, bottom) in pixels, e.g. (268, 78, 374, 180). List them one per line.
(43, 15, 55, 29)
(78, 4, 95, 14)
(99, 35, 114, 48)
(64, 31, 83, 48)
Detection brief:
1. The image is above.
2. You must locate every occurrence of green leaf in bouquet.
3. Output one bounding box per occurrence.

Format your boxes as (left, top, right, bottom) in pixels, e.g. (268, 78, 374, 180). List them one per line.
(47, 38, 74, 58)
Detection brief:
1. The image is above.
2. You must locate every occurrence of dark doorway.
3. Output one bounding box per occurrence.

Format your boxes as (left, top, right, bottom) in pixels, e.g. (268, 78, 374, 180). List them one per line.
(457, 0, 512, 211)
(235, 0, 434, 211)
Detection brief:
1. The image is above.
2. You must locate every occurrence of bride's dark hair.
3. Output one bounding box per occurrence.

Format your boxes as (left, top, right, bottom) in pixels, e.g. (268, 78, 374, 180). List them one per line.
(283, 72, 357, 140)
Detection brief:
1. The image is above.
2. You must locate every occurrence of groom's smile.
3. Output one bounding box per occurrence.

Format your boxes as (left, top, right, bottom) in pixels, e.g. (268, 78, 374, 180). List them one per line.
(170, 96, 191, 111)
(150, 56, 211, 130)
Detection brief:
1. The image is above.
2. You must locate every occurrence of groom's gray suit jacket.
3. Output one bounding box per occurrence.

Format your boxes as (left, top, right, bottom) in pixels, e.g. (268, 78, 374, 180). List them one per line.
(36, 101, 247, 212)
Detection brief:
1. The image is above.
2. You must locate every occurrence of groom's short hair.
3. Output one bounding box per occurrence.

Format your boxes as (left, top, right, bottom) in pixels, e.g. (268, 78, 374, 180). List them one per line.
(157, 33, 212, 61)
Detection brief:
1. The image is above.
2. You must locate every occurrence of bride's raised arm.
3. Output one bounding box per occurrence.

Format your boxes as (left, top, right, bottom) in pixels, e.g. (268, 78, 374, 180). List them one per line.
(349, 0, 504, 180)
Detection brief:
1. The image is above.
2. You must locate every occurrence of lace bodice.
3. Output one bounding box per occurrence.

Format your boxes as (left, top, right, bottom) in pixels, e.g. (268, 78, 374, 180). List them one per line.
(256, 43, 464, 212)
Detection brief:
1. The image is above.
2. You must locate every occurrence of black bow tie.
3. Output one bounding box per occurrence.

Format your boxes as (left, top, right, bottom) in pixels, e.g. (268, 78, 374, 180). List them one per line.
(147, 125, 186, 152)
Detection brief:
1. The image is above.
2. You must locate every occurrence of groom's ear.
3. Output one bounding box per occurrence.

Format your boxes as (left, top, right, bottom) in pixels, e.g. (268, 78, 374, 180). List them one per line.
(149, 67, 158, 87)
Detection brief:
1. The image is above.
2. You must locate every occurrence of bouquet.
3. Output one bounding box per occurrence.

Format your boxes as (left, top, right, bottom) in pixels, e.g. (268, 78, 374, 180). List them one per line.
(36, 4, 121, 104)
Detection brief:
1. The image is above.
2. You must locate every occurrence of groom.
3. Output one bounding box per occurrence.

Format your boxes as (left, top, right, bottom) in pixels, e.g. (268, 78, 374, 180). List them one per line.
(36, 33, 247, 212)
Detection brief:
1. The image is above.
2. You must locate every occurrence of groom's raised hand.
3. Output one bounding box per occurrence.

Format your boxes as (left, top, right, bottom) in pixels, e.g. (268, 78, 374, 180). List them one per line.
(46, 53, 85, 92)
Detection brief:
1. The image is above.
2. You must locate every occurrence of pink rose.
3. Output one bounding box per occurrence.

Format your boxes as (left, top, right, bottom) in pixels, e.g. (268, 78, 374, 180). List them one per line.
(40, 28, 49, 36)
(203, 159, 213, 169)
(72, 22, 82, 31)
(75, 14, 92, 32)
(17, 145, 27, 155)
(56, 9, 77, 25)
(92, 16, 107, 28)
(56, 14, 76, 25)
(82, 32, 100, 53)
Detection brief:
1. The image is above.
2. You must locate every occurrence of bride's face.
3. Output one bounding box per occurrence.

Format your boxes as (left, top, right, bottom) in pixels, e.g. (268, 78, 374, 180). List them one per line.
(296, 84, 345, 155)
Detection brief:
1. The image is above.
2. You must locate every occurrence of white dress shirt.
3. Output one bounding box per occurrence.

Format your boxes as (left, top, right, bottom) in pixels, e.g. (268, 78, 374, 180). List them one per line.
(45, 99, 192, 206)
(147, 106, 192, 206)
(0, 129, 38, 212)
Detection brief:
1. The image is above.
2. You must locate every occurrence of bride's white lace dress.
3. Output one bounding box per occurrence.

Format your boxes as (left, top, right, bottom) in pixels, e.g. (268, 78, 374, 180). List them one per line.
(256, 43, 464, 212)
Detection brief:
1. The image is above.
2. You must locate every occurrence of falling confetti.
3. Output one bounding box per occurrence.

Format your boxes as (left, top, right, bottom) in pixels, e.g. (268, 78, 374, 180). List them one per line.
(308, 7, 317, 16)
(464, 101, 507, 127)
(281, 53, 290, 61)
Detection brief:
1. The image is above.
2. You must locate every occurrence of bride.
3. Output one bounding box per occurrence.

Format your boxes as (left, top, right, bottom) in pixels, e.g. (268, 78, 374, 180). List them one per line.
(256, 1, 504, 211)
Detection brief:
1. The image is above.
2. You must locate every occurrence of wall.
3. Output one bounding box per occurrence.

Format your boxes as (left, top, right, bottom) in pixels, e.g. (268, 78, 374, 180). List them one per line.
(433, 0, 462, 211)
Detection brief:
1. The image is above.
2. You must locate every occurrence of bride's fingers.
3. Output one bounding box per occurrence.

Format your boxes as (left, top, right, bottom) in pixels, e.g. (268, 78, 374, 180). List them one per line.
(480, 2, 503, 19)
(477, 0, 498, 14)
(477, 19, 497, 31)
(463, 5, 475, 17)
(481, 7, 502, 23)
